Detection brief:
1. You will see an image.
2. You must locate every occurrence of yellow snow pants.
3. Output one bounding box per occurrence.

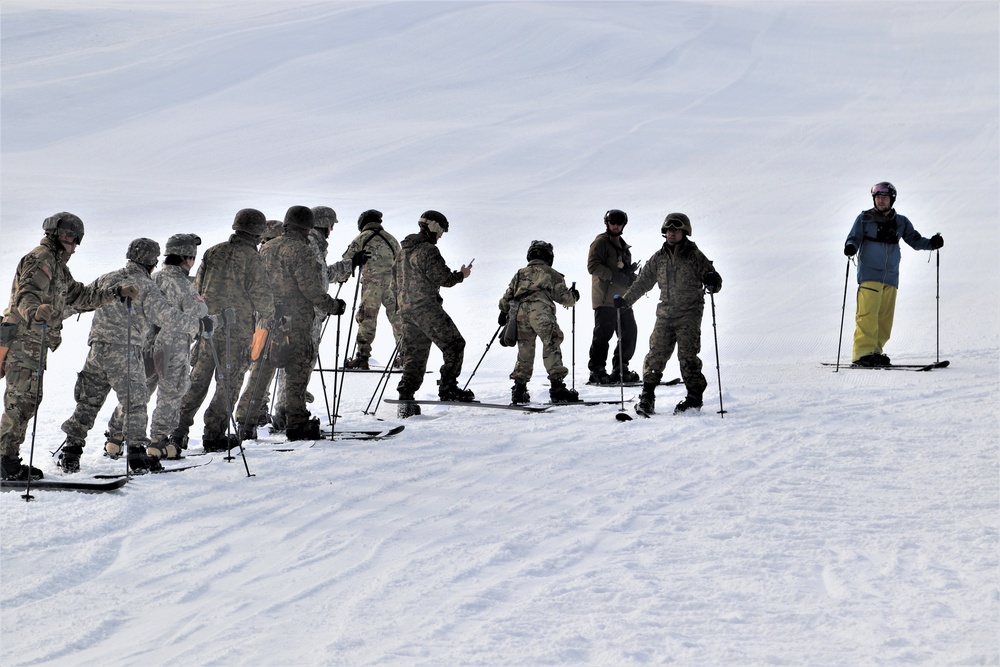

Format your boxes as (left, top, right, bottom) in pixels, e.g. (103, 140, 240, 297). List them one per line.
(852, 281, 897, 361)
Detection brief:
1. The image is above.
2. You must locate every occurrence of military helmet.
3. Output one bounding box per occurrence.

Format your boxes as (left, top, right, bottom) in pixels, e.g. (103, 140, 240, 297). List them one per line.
(418, 210, 449, 232)
(165, 233, 202, 258)
(357, 209, 383, 231)
(42, 212, 85, 245)
(284, 205, 314, 230)
(661, 212, 692, 236)
(262, 219, 283, 242)
(311, 206, 338, 230)
(604, 209, 628, 227)
(126, 238, 160, 266)
(526, 240, 554, 266)
(232, 208, 267, 236)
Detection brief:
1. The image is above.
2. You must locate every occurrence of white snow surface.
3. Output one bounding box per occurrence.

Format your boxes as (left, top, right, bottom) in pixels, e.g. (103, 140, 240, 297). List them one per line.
(1, 2, 998, 665)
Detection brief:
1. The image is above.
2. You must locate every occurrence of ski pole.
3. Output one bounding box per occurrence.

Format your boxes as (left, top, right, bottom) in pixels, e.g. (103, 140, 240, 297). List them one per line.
(462, 324, 503, 392)
(124, 296, 133, 477)
(936, 249, 940, 364)
(22, 322, 48, 502)
(244, 302, 283, 444)
(205, 311, 253, 477)
(709, 290, 726, 418)
(330, 310, 344, 437)
(613, 299, 632, 422)
(315, 315, 333, 428)
(835, 256, 851, 372)
(570, 281, 576, 392)
(333, 277, 362, 429)
(365, 341, 399, 415)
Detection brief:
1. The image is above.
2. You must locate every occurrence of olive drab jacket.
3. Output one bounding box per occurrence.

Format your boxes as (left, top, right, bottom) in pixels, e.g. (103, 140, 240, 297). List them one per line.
(587, 231, 634, 309)
(391, 230, 464, 314)
(261, 226, 343, 332)
(195, 232, 275, 340)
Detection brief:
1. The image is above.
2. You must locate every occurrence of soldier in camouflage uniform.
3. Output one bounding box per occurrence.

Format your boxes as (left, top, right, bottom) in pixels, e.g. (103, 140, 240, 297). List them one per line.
(342, 209, 402, 370)
(235, 206, 346, 441)
(143, 234, 208, 459)
(499, 240, 581, 405)
(174, 210, 275, 453)
(619, 213, 722, 415)
(1, 213, 127, 481)
(391, 211, 474, 417)
(59, 238, 212, 473)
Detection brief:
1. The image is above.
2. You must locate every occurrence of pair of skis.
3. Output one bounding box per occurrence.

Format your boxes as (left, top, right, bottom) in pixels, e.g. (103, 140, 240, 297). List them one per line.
(1, 457, 213, 493)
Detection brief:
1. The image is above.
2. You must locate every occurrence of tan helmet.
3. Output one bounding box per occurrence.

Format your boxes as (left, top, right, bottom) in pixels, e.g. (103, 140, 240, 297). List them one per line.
(661, 212, 692, 236)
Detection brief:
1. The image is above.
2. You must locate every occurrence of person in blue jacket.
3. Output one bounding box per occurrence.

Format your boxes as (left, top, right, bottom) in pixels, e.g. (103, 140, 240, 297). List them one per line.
(844, 182, 943, 366)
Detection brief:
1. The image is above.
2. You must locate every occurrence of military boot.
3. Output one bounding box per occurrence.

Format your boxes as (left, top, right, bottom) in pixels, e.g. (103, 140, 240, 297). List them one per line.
(104, 432, 125, 459)
(549, 379, 581, 403)
(287, 417, 322, 441)
(511, 381, 531, 405)
(637, 383, 657, 417)
(345, 356, 370, 370)
(58, 439, 86, 473)
(674, 395, 703, 414)
(439, 382, 475, 402)
(397, 390, 421, 418)
(1, 455, 43, 481)
(147, 434, 183, 460)
(128, 445, 163, 473)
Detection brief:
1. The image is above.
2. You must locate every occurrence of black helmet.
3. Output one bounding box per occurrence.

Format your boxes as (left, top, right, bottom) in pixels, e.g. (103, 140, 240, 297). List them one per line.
(526, 240, 554, 266)
(126, 238, 160, 266)
(871, 181, 897, 206)
(42, 212, 85, 245)
(418, 210, 449, 232)
(604, 209, 628, 227)
(284, 205, 314, 230)
(357, 209, 383, 231)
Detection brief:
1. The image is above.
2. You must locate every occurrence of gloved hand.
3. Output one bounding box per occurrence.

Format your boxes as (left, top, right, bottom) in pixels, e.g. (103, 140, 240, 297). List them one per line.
(200, 315, 216, 336)
(34, 303, 58, 324)
(844, 243, 857, 257)
(571, 287, 580, 302)
(351, 250, 370, 269)
(929, 234, 944, 250)
(328, 298, 347, 316)
(613, 295, 625, 309)
(703, 271, 723, 294)
(498, 310, 508, 326)
(115, 284, 139, 302)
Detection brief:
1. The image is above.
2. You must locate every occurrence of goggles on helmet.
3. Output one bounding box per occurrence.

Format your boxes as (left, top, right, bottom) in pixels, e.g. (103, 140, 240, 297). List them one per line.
(662, 219, 687, 230)
(871, 183, 895, 196)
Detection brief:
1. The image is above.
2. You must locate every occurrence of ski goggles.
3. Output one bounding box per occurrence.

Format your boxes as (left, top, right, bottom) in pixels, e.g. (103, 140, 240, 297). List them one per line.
(662, 218, 687, 230)
(871, 184, 894, 196)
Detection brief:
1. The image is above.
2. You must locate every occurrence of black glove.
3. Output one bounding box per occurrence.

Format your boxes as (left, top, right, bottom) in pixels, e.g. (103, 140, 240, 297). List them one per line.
(200, 315, 215, 336)
(329, 298, 347, 316)
(351, 250, 370, 269)
(844, 243, 857, 257)
(498, 310, 508, 326)
(571, 287, 580, 302)
(929, 234, 944, 250)
(703, 271, 723, 294)
(613, 295, 625, 309)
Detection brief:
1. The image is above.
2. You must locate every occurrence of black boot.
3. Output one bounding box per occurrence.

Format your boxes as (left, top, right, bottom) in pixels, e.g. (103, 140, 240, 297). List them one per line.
(271, 407, 287, 431)
(238, 422, 258, 441)
(58, 440, 86, 473)
(439, 381, 475, 402)
(287, 417, 322, 442)
(202, 435, 232, 453)
(128, 445, 163, 473)
(637, 383, 656, 416)
(511, 381, 531, 405)
(345, 355, 370, 370)
(674, 395, 703, 414)
(397, 390, 421, 418)
(549, 379, 581, 403)
(1, 454, 43, 481)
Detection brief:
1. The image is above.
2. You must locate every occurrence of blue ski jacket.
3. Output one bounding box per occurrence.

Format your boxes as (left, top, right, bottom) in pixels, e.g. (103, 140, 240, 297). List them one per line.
(845, 208, 934, 288)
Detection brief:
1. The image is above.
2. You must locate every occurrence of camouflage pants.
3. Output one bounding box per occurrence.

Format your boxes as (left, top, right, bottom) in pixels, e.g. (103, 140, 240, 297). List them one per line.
(396, 305, 465, 396)
(641, 304, 707, 398)
(61, 342, 151, 448)
(0, 333, 46, 457)
(353, 282, 402, 359)
(145, 338, 192, 440)
(177, 332, 252, 439)
(237, 328, 314, 428)
(510, 301, 568, 384)
(274, 312, 326, 412)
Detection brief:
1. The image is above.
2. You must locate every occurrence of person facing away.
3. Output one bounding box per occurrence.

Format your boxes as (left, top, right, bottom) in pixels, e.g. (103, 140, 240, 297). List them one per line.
(498, 240, 581, 405)
(620, 213, 722, 416)
(843, 182, 942, 366)
(587, 208, 640, 385)
(391, 210, 474, 417)
(0, 213, 126, 481)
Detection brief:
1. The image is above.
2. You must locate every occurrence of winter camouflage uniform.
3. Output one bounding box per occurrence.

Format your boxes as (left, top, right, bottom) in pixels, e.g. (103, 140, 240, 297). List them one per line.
(499, 259, 577, 384)
(61, 258, 203, 451)
(176, 230, 274, 442)
(392, 227, 466, 397)
(621, 237, 718, 399)
(1, 236, 117, 458)
(342, 220, 402, 360)
(144, 263, 208, 442)
(236, 214, 344, 435)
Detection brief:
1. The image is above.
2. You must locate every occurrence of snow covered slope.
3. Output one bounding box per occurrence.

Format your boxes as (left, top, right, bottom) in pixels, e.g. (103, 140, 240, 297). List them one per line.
(2, 2, 997, 665)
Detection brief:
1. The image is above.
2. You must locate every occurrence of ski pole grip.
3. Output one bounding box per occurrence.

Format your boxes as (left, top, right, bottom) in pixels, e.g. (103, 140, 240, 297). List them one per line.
(125, 296, 132, 310)
(223, 307, 237, 327)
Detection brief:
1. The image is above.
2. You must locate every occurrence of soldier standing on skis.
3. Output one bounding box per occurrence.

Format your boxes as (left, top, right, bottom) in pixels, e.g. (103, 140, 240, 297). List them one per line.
(59, 238, 215, 473)
(1, 213, 128, 481)
(143, 233, 208, 459)
(343, 209, 402, 370)
(391, 210, 474, 417)
(619, 213, 722, 416)
(235, 206, 346, 441)
(844, 182, 943, 366)
(498, 240, 581, 405)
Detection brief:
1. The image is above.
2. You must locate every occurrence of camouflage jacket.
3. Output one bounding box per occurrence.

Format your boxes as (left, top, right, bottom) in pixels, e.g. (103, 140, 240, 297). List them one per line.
(343, 222, 400, 288)
(587, 232, 634, 309)
(391, 230, 464, 314)
(88, 262, 201, 347)
(499, 259, 577, 313)
(262, 226, 343, 332)
(309, 229, 354, 285)
(194, 232, 274, 339)
(145, 264, 208, 349)
(622, 239, 718, 314)
(2, 236, 116, 350)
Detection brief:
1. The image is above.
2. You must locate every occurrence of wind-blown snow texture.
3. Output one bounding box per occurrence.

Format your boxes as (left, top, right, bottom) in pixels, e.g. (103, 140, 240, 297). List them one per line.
(2, 2, 997, 665)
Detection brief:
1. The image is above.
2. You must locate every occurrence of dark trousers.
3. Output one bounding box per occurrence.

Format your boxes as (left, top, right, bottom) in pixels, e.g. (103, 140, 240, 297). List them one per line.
(588, 306, 637, 373)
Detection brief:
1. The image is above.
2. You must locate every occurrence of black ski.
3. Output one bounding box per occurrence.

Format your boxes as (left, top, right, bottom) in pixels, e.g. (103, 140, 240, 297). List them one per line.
(383, 398, 549, 413)
(822, 360, 949, 372)
(1, 477, 128, 492)
(535, 398, 636, 407)
(93, 457, 212, 479)
(585, 377, 683, 388)
(319, 425, 406, 442)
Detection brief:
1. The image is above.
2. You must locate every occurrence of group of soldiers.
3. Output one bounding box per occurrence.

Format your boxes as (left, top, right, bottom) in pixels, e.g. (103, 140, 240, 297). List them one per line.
(2, 204, 723, 482)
